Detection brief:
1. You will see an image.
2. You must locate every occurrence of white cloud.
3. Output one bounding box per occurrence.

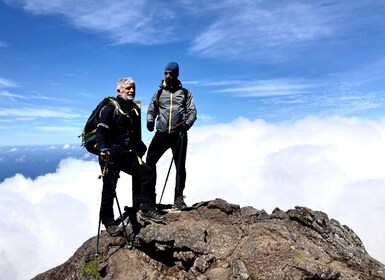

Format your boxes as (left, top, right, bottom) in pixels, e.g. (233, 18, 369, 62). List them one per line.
(0, 107, 81, 118)
(5, 0, 384, 62)
(189, 1, 338, 60)
(0, 91, 24, 99)
(189, 1, 384, 60)
(0, 159, 102, 279)
(211, 79, 319, 97)
(0, 1, 338, 47)
(15, 155, 26, 162)
(35, 126, 80, 133)
(0, 78, 19, 89)
(1, 116, 385, 279)
(0, 90, 80, 103)
(7, 0, 176, 45)
(186, 116, 385, 263)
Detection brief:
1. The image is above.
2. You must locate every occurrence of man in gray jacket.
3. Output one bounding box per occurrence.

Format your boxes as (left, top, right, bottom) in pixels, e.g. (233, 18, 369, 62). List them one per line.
(146, 62, 197, 210)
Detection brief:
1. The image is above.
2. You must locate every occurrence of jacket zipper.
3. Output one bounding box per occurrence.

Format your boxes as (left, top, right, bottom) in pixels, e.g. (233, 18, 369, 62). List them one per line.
(168, 93, 173, 133)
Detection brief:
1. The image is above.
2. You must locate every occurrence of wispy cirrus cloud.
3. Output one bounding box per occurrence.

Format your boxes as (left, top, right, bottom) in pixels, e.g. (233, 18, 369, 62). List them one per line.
(209, 79, 320, 97)
(192, 75, 385, 121)
(190, 2, 335, 59)
(0, 90, 81, 105)
(0, 91, 25, 99)
(0, 107, 81, 119)
(5, 0, 384, 62)
(5, 0, 177, 44)
(0, 78, 19, 88)
(35, 126, 80, 132)
(188, 1, 385, 61)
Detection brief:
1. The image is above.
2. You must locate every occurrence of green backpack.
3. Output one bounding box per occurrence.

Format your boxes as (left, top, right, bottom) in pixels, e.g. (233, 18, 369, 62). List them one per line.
(79, 97, 127, 155)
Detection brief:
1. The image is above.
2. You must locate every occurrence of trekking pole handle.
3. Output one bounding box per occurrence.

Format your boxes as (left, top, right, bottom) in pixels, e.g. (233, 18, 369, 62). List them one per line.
(175, 120, 186, 129)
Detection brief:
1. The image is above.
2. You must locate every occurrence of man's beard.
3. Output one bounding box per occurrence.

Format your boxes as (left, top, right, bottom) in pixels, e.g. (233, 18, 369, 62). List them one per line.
(121, 93, 134, 101)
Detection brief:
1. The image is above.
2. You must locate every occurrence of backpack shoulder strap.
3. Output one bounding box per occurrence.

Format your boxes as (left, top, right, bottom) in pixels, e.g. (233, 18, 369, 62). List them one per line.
(156, 88, 162, 102)
(182, 88, 188, 109)
(107, 97, 127, 116)
(132, 101, 140, 116)
(182, 88, 188, 98)
(156, 88, 188, 108)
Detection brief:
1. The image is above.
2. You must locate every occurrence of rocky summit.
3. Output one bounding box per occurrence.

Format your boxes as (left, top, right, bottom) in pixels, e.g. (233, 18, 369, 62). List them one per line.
(33, 199, 385, 280)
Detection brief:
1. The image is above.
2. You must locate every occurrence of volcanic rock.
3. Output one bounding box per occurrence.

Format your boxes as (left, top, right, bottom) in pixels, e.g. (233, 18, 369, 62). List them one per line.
(33, 199, 385, 280)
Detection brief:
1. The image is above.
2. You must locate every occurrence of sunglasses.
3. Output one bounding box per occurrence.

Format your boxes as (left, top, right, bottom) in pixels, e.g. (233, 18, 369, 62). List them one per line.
(164, 71, 174, 76)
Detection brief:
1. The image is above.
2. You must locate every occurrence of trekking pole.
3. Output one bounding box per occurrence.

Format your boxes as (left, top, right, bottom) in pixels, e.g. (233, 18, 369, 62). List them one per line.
(96, 159, 109, 256)
(114, 190, 133, 249)
(96, 216, 101, 256)
(106, 173, 132, 249)
(96, 179, 104, 256)
(159, 155, 174, 204)
(158, 131, 185, 204)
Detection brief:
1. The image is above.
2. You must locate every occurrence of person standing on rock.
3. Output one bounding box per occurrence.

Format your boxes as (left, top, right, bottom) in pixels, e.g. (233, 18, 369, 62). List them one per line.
(97, 77, 166, 236)
(146, 62, 197, 210)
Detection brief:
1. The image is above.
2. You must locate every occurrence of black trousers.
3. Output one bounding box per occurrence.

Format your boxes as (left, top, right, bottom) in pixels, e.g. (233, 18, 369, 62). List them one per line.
(146, 131, 188, 200)
(99, 148, 155, 226)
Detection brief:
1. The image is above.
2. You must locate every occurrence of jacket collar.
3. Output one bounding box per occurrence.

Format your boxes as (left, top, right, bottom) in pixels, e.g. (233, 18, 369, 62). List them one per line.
(160, 79, 183, 92)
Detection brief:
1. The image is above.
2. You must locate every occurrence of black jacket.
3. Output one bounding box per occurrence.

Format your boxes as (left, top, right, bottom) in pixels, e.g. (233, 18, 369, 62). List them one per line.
(96, 96, 145, 155)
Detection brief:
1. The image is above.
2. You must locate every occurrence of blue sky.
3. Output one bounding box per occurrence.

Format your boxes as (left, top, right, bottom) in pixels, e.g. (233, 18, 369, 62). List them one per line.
(2, 2, 385, 278)
(1, 0, 385, 145)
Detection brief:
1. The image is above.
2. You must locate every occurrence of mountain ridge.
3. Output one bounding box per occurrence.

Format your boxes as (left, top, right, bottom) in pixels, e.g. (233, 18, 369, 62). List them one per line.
(33, 198, 385, 280)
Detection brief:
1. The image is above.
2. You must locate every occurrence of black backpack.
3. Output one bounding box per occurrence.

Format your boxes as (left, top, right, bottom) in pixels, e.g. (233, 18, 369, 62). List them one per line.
(79, 96, 127, 155)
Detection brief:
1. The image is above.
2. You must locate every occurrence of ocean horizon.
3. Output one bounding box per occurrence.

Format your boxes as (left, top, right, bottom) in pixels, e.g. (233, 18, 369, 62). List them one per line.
(0, 144, 95, 182)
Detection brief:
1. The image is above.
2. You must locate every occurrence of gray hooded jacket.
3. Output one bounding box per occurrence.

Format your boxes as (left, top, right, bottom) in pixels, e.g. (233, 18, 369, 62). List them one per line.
(147, 81, 197, 134)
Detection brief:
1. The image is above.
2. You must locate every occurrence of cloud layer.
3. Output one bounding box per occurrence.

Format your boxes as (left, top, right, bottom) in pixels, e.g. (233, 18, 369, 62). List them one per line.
(1, 116, 385, 279)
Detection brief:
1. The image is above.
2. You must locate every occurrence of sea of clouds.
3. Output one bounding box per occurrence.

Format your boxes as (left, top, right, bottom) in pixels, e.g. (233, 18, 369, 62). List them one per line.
(1, 116, 385, 279)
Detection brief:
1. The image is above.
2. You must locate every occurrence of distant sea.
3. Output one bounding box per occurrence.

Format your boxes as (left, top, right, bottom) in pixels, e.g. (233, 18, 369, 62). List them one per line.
(0, 144, 96, 182)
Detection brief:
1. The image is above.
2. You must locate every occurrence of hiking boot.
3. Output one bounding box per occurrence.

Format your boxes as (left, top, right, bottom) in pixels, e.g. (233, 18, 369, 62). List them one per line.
(174, 196, 188, 210)
(105, 224, 122, 237)
(138, 209, 166, 223)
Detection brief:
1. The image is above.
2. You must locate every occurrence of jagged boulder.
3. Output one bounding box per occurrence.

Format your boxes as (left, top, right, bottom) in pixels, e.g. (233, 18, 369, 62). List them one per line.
(33, 199, 385, 280)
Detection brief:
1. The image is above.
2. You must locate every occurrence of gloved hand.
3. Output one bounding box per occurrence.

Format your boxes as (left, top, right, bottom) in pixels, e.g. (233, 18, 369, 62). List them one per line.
(147, 121, 154, 132)
(176, 120, 189, 132)
(100, 150, 110, 161)
(136, 141, 147, 158)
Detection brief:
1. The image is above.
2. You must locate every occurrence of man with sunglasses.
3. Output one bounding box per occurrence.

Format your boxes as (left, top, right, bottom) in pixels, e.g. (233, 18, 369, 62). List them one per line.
(146, 62, 197, 210)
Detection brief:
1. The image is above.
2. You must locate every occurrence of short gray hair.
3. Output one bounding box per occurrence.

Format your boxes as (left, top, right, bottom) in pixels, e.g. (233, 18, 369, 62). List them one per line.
(117, 77, 135, 90)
